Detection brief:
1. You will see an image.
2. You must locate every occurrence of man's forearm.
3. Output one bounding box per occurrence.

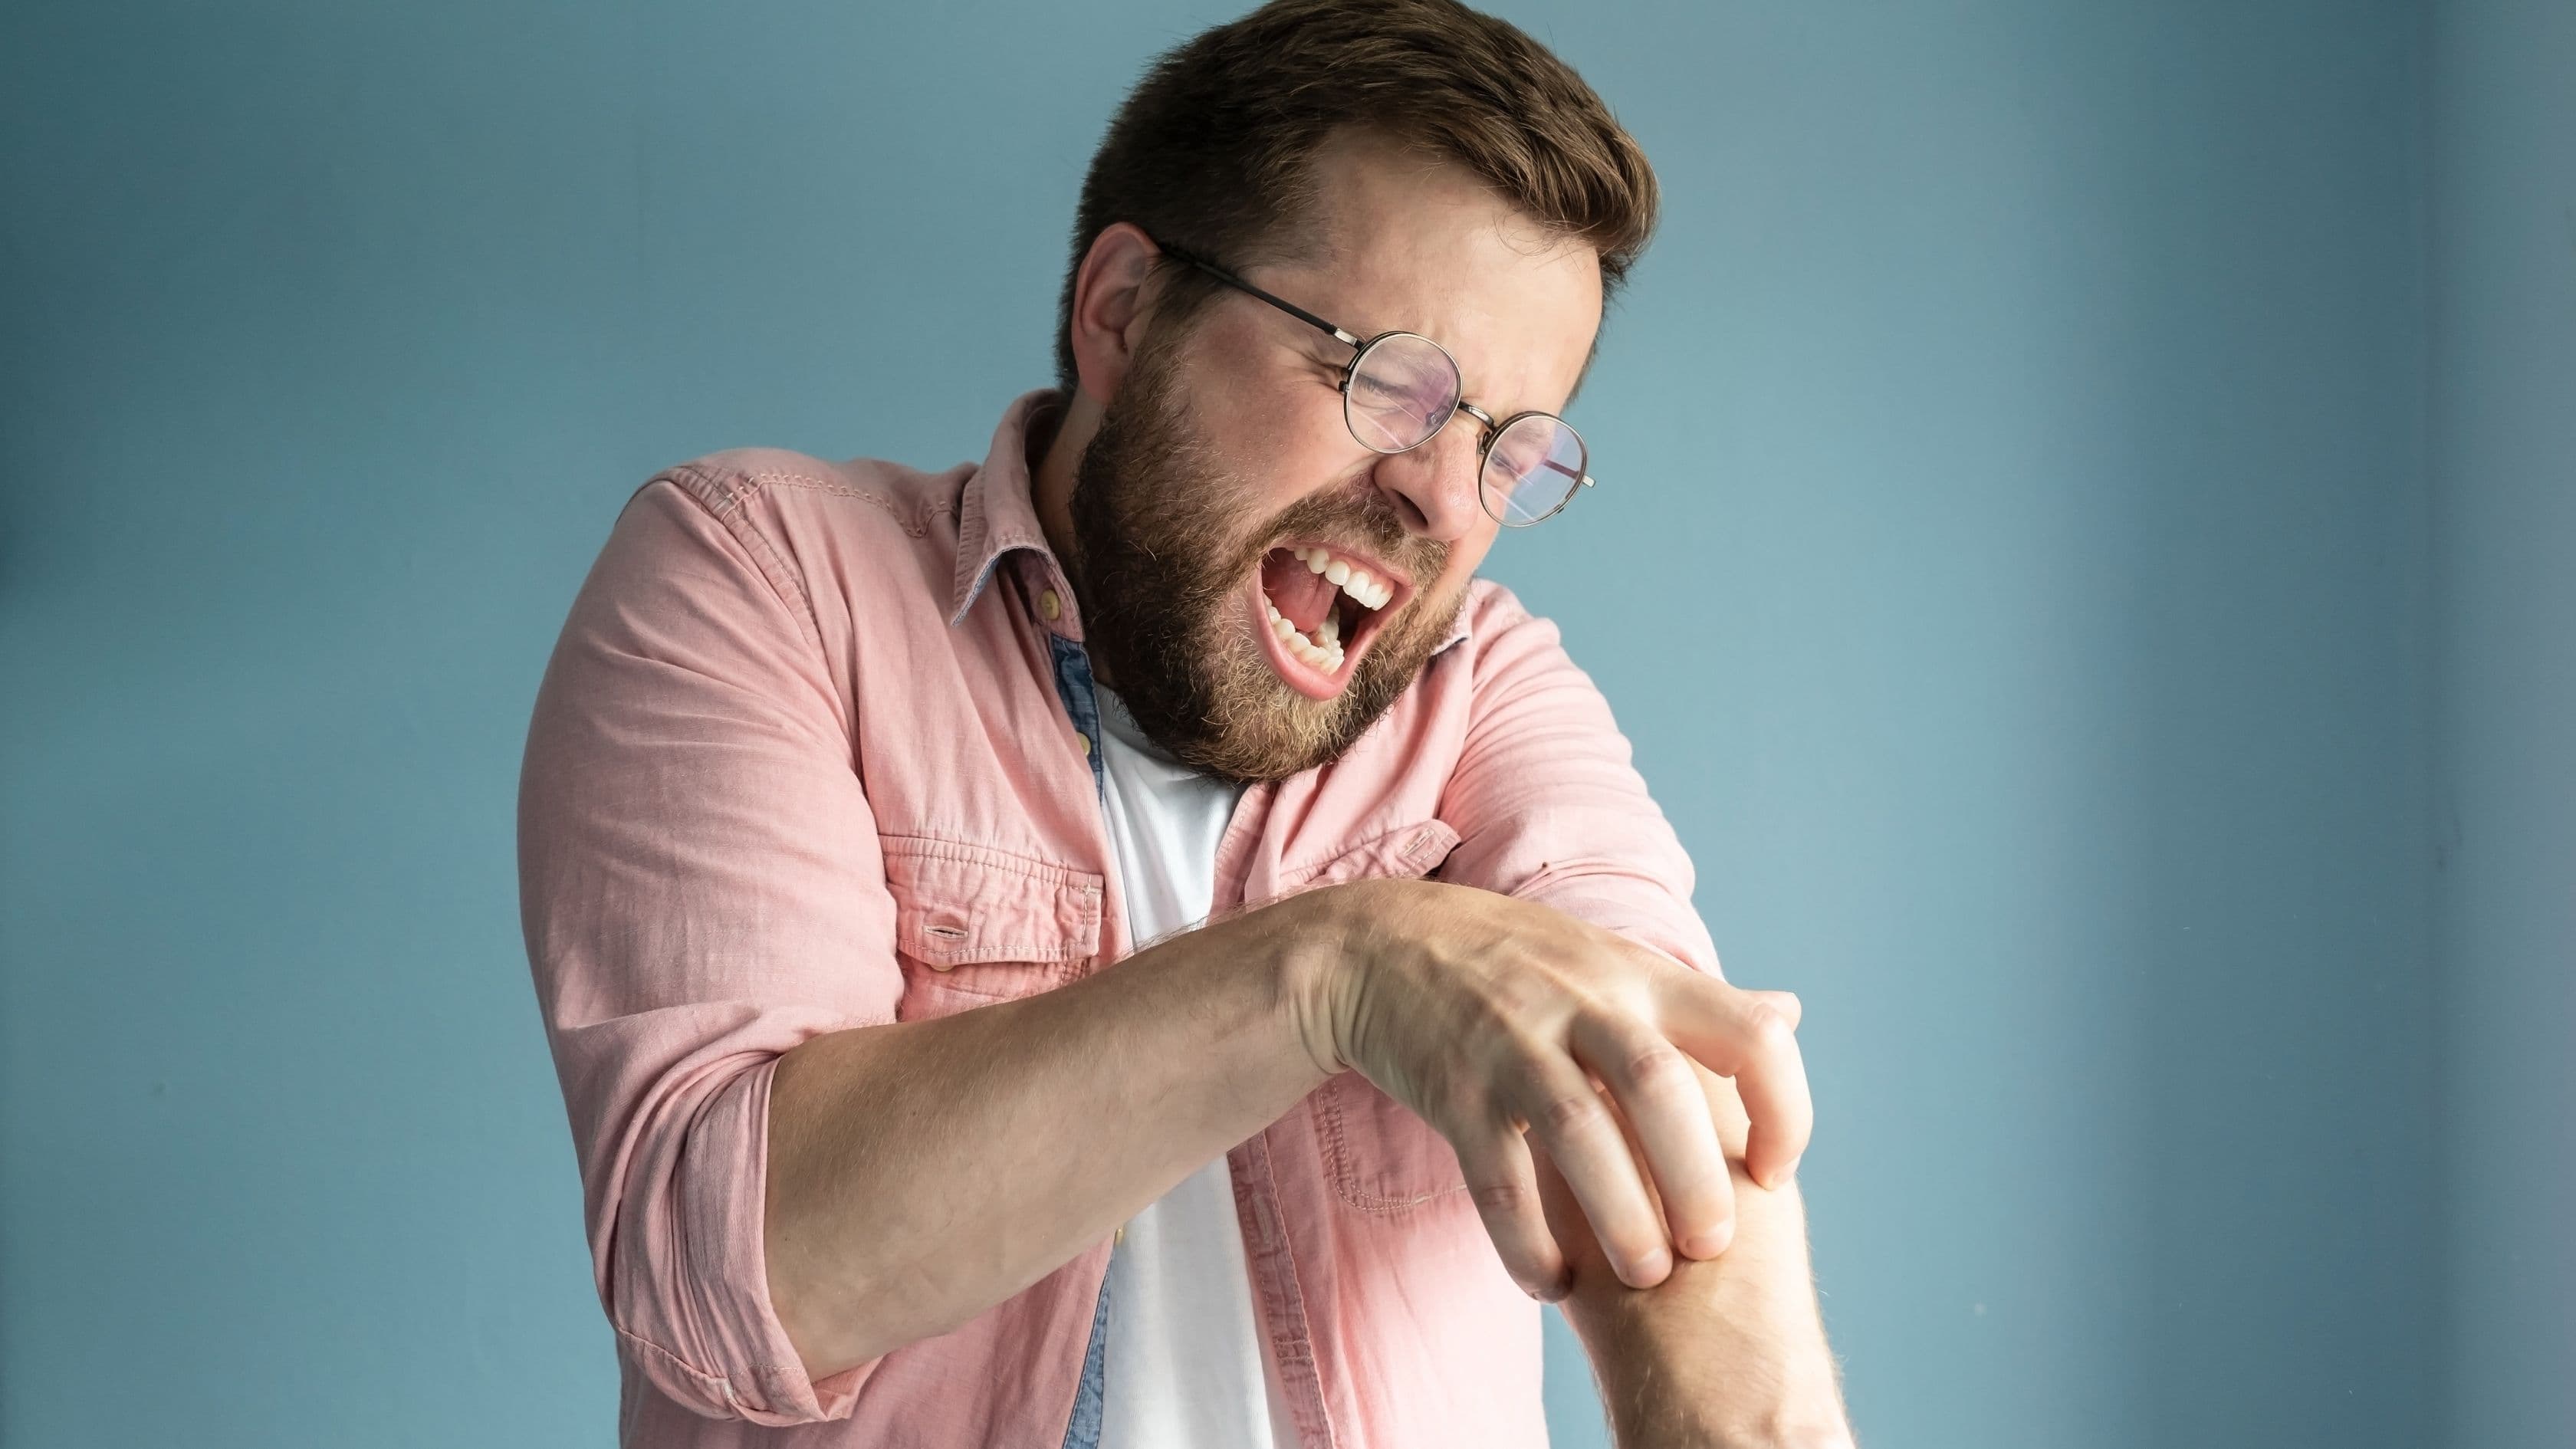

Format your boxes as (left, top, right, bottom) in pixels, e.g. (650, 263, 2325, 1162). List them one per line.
(1539, 1063, 1853, 1448)
(763, 903, 1339, 1381)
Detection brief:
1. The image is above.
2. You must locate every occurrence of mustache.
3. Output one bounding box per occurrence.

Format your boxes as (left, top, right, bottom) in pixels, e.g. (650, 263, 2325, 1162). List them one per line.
(1240, 481, 1447, 583)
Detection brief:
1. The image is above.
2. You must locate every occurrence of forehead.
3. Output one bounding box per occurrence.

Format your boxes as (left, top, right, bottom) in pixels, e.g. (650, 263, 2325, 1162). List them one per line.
(1255, 133, 1604, 409)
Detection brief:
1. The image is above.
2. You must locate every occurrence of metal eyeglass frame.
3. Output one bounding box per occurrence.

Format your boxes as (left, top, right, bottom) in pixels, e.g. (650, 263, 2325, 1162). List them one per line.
(1144, 235, 1595, 527)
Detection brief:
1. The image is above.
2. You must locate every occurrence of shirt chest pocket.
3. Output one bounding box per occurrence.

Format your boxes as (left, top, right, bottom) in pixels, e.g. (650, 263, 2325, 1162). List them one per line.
(1280, 820, 1479, 1217)
(882, 836, 1106, 1010)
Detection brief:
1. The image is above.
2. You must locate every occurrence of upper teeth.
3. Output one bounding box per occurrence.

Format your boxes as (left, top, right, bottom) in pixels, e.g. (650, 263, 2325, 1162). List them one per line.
(1293, 546, 1393, 611)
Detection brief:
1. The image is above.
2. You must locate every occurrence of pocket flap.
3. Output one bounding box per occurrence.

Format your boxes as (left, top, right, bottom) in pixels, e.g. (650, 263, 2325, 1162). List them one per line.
(880, 836, 1105, 968)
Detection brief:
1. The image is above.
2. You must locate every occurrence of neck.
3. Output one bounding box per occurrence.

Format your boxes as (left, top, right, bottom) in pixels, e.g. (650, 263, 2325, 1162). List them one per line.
(1027, 388, 1118, 689)
(1029, 391, 1091, 575)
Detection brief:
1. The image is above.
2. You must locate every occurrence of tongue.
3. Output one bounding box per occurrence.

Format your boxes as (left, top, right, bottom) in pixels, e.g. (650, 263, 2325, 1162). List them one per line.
(1260, 550, 1338, 633)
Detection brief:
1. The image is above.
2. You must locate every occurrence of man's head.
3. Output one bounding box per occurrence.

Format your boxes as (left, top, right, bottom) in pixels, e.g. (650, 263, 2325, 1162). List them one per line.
(1033, 0, 1656, 783)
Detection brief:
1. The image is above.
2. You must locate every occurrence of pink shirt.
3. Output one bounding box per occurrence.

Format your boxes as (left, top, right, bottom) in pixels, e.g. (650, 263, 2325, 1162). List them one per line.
(518, 389, 1723, 1447)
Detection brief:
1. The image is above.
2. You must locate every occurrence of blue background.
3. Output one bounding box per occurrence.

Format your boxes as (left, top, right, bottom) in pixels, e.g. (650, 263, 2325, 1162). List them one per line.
(2, 2, 2566, 1446)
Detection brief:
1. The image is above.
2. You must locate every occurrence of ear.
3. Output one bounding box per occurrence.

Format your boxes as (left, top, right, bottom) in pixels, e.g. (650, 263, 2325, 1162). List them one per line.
(1066, 222, 1165, 408)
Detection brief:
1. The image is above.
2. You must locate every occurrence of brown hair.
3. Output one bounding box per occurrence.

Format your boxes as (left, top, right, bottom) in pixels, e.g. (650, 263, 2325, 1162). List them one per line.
(1053, 0, 1658, 396)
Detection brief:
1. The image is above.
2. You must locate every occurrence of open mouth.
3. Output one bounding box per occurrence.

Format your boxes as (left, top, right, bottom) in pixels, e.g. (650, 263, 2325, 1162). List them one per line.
(1246, 541, 1410, 700)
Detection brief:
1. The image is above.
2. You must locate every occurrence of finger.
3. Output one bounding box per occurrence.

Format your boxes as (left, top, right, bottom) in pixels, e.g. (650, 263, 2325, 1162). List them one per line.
(1741, 990, 1807, 1181)
(1660, 975, 1815, 1190)
(1451, 1116, 1569, 1301)
(1750, 988, 1802, 1032)
(1506, 1052, 1674, 1290)
(1567, 1010, 1737, 1263)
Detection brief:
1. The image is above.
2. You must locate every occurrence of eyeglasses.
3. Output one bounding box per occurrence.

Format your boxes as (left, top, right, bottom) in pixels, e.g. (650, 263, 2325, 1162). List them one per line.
(1145, 235, 1595, 527)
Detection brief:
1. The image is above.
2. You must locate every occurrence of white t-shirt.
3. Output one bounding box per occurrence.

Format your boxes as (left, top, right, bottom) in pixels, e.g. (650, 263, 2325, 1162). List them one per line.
(1092, 684, 1296, 1449)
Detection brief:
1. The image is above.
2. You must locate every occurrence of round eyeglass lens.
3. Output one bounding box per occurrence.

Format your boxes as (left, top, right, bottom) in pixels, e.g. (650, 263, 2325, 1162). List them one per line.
(1343, 333, 1460, 452)
(1481, 413, 1588, 526)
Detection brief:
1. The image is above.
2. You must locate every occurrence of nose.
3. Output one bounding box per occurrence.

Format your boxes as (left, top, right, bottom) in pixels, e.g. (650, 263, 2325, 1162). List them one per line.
(1370, 412, 1487, 542)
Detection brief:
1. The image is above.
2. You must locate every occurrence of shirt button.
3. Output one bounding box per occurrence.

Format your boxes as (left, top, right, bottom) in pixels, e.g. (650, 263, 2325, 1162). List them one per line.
(1039, 590, 1062, 621)
(1076, 731, 1092, 756)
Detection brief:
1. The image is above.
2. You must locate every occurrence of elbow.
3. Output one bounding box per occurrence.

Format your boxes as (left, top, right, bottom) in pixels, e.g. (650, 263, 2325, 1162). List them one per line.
(610, 1320, 875, 1428)
(761, 1208, 893, 1393)
(595, 1055, 876, 1424)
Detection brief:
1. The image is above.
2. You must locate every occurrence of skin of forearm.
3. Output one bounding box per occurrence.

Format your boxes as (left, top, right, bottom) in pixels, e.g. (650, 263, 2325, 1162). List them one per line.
(763, 902, 1341, 1380)
(1539, 1063, 1852, 1449)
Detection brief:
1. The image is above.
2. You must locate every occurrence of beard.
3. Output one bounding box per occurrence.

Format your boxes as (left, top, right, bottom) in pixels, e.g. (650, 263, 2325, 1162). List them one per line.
(1063, 332, 1465, 784)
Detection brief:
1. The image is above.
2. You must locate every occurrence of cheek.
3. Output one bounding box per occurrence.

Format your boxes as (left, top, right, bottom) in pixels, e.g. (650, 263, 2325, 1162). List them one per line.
(1188, 333, 1359, 485)
(1207, 402, 1361, 520)
(1430, 560, 1479, 616)
(1441, 525, 1498, 590)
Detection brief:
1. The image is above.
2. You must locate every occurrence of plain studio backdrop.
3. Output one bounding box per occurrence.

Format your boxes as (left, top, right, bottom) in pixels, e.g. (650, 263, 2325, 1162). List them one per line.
(3, 2, 2569, 1446)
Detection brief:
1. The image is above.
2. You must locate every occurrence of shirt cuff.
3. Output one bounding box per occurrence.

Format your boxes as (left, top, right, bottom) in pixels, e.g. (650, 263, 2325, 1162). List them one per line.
(612, 1053, 875, 1424)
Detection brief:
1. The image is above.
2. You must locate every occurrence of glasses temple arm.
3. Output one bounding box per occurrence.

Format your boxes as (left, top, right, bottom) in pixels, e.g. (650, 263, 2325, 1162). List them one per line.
(1154, 242, 1362, 350)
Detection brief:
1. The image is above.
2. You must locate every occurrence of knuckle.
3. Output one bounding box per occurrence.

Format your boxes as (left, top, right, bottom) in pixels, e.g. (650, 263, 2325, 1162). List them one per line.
(1493, 1017, 1557, 1068)
(1470, 1178, 1530, 1217)
(1740, 1001, 1796, 1050)
(1487, 970, 1562, 1024)
(1539, 1090, 1608, 1136)
(1619, 1040, 1695, 1093)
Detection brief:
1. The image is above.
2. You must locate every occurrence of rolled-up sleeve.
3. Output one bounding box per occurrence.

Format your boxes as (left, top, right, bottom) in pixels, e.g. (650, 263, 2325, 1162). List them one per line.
(518, 477, 899, 1424)
(1435, 582, 1724, 978)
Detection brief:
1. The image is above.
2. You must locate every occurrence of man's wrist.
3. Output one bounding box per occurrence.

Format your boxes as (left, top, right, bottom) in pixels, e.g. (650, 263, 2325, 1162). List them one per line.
(1225, 886, 1360, 1086)
(1593, 1299, 1854, 1449)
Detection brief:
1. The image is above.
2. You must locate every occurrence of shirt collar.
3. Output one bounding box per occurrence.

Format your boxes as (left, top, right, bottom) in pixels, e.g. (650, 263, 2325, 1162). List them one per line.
(951, 386, 1471, 656)
(949, 388, 1073, 628)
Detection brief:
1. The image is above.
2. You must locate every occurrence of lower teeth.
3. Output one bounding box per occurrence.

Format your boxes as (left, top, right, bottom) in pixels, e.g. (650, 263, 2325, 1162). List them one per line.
(1265, 598, 1345, 671)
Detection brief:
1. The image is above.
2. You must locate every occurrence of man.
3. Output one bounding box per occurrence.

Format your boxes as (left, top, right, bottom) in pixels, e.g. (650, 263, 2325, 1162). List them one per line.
(518, 2, 1855, 1445)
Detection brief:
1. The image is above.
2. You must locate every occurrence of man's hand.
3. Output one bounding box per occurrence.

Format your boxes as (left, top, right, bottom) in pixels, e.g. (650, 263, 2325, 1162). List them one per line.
(1537, 1060, 1855, 1449)
(1284, 877, 1813, 1301)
